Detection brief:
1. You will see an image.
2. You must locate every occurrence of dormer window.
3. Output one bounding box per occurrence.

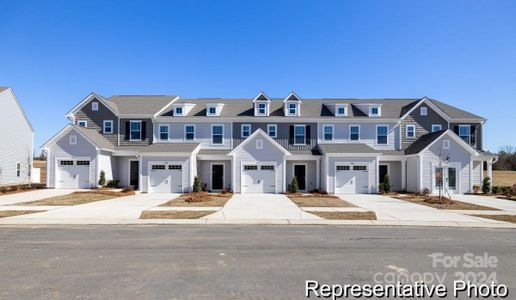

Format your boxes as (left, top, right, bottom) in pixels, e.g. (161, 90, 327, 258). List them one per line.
(288, 103, 297, 115)
(206, 103, 224, 116)
(369, 105, 381, 117)
(335, 104, 347, 116)
(253, 92, 271, 116)
(283, 92, 302, 117)
(208, 107, 216, 115)
(257, 103, 267, 115)
(175, 107, 183, 116)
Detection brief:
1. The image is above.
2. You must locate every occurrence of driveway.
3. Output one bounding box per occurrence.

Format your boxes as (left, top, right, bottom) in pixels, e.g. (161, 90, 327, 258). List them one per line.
(206, 194, 321, 220)
(0, 189, 84, 206)
(0, 193, 177, 224)
(451, 194, 516, 213)
(337, 194, 497, 223)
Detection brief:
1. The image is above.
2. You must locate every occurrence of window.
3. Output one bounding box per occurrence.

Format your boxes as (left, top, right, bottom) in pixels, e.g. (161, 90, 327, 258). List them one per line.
(256, 139, 263, 149)
(151, 165, 166, 170)
(60, 160, 73, 166)
(185, 125, 195, 141)
(406, 125, 416, 139)
(459, 125, 471, 144)
(448, 168, 457, 189)
(336, 166, 350, 171)
(77, 160, 90, 166)
(288, 103, 297, 115)
(257, 103, 267, 115)
(69, 135, 77, 145)
(443, 139, 450, 149)
(420, 106, 428, 116)
(16, 162, 20, 177)
(267, 124, 277, 138)
(353, 166, 367, 171)
(241, 124, 251, 138)
(261, 165, 274, 171)
(244, 165, 258, 170)
(208, 107, 217, 115)
(212, 125, 223, 145)
(169, 165, 182, 170)
(323, 125, 333, 141)
(294, 125, 306, 145)
(370, 106, 380, 116)
(103, 120, 113, 134)
(175, 107, 183, 116)
(92, 102, 99, 111)
(435, 167, 443, 187)
(130, 121, 142, 141)
(159, 125, 169, 140)
(336, 105, 346, 116)
(432, 124, 442, 132)
(350, 125, 360, 141)
(78, 120, 87, 127)
(376, 125, 388, 145)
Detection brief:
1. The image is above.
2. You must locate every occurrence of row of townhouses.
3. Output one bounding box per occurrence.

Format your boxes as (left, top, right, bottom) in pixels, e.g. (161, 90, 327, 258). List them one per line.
(41, 92, 497, 194)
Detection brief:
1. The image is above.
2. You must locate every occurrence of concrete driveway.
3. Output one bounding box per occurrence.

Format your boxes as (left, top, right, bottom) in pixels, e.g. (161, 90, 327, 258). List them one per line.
(206, 194, 321, 220)
(451, 194, 516, 213)
(0, 189, 85, 206)
(337, 194, 497, 223)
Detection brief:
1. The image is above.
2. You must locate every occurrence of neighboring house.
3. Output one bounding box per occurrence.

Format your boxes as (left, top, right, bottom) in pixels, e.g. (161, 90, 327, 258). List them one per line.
(0, 87, 35, 185)
(41, 92, 497, 194)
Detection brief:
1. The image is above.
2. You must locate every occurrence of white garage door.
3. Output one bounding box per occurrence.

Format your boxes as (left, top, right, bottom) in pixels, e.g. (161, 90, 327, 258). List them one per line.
(56, 160, 90, 189)
(149, 164, 183, 193)
(242, 164, 276, 193)
(335, 165, 369, 194)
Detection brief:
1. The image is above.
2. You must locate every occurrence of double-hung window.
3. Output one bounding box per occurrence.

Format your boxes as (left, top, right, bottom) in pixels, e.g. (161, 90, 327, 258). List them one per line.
(323, 125, 333, 141)
(406, 125, 416, 139)
(432, 124, 442, 132)
(294, 125, 306, 145)
(376, 125, 388, 145)
(78, 120, 87, 127)
(459, 125, 471, 144)
(130, 121, 142, 141)
(241, 124, 251, 138)
(288, 103, 297, 115)
(184, 125, 195, 141)
(257, 103, 267, 115)
(212, 125, 223, 145)
(267, 124, 277, 138)
(175, 107, 183, 116)
(103, 120, 113, 134)
(350, 125, 360, 141)
(16, 162, 21, 177)
(159, 125, 169, 140)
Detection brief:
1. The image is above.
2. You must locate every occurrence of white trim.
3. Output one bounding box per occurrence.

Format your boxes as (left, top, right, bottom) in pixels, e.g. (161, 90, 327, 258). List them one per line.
(41, 125, 111, 152)
(420, 106, 427, 116)
(335, 104, 348, 117)
(267, 124, 277, 138)
(91, 101, 99, 111)
(292, 163, 308, 192)
(252, 92, 271, 102)
(153, 96, 180, 118)
(241, 124, 252, 138)
(158, 124, 170, 141)
(322, 124, 334, 142)
(369, 105, 381, 117)
(210, 163, 225, 191)
(349, 124, 360, 142)
(77, 120, 88, 127)
(240, 161, 278, 194)
(69, 135, 77, 145)
(65, 93, 117, 118)
(400, 97, 452, 122)
(285, 102, 299, 116)
(147, 160, 185, 193)
(405, 124, 416, 139)
(229, 128, 291, 156)
(422, 130, 478, 156)
(103, 120, 114, 134)
(184, 124, 196, 141)
(211, 124, 224, 145)
(283, 91, 302, 102)
(431, 124, 443, 132)
(293, 124, 307, 146)
(129, 120, 142, 141)
(375, 124, 389, 145)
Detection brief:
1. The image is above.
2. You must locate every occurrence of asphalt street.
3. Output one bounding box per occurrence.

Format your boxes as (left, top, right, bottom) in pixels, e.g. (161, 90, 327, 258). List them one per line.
(0, 225, 515, 299)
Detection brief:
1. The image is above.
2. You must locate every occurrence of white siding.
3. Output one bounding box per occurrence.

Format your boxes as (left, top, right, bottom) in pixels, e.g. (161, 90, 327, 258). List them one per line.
(0, 89, 34, 185)
(379, 161, 402, 192)
(98, 152, 114, 182)
(113, 156, 137, 187)
(472, 161, 482, 187)
(406, 157, 419, 192)
(326, 157, 378, 193)
(286, 160, 317, 192)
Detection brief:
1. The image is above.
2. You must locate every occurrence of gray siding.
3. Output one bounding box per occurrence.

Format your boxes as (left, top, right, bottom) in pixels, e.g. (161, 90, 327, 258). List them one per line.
(119, 119, 153, 146)
(74, 98, 118, 145)
(450, 123, 483, 150)
(401, 105, 447, 150)
(154, 122, 232, 149)
(318, 122, 398, 150)
(114, 156, 137, 187)
(233, 122, 317, 151)
(286, 160, 317, 192)
(0, 89, 34, 185)
(197, 160, 232, 191)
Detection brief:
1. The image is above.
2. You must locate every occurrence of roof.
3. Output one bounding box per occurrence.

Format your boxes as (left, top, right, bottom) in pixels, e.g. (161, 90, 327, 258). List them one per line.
(289, 149, 322, 156)
(317, 144, 381, 154)
(198, 149, 231, 156)
(0, 87, 9, 93)
(106, 95, 177, 115)
(115, 143, 199, 153)
(404, 130, 447, 155)
(74, 125, 115, 151)
(429, 99, 485, 120)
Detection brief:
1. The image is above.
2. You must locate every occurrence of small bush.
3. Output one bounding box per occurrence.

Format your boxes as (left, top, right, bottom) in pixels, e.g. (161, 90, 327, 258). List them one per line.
(98, 170, 106, 186)
(472, 184, 480, 194)
(185, 192, 210, 203)
(105, 179, 120, 188)
(289, 177, 299, 193)
(420, 188, 431, 196)
(492, 186, 500, 194)
(379, 175, 392, 194)
(0, 186, 7, 193)
(193, 176, 204, 193)
(481, 176, 491, 194)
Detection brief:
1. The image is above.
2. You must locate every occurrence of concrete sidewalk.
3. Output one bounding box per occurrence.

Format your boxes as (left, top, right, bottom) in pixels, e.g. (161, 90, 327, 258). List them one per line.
(451, 194, 516, 212)
(205, 194, 321, 220)
(0, 189, 84, 206)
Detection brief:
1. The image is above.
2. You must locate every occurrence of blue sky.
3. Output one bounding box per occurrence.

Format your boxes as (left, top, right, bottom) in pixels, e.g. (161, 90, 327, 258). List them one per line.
(1, 0, 515, 152)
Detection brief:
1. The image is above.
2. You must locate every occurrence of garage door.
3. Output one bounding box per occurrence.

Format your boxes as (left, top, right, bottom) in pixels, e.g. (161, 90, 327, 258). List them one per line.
(242, 164, 276, 193)
(56, 160, 90, 189)
(149, 164, 182, 193)
(335, 165, 369, 193)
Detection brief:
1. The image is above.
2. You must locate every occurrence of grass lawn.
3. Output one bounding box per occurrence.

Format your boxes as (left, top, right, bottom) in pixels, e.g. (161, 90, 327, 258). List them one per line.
(0, 210, 43, 218)
(287, 194, 355, 207)
(160, 192, 233, 207)
(140, 210, 216, 219)
(18, 191, 132, 206)
(394, 195, 499, 210)
(310, 211, 377, 220)
(484, 170, 516, 186)
(472, 214, 516, 224)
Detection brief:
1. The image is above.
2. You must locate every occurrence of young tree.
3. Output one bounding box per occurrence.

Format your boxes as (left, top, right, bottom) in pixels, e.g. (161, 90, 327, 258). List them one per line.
(382, 175, 392, 193)
(98, 170, 106, 186)
(481, 176, 491, 194)
(193, 176, 204, 193)
(289, 177, 299, 193)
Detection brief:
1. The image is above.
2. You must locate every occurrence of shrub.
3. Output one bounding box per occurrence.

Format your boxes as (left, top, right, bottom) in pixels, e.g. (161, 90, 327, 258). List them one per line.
(492, 186, 500, 194)
(472, 184, 480, 194)
(105, 179, 119, 188)
(481, 176, 491, 194)
(193, 176, 204, 193)
(499, 186, 511, 195)
(98, 170, 106, 186)
(289, 177, 299, 193)
(380, 175, 392, 194)
(420, 188, 430, 196)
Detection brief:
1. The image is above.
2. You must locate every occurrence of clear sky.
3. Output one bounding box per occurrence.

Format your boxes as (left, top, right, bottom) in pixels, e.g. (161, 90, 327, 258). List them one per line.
(1, 0, 515, 152)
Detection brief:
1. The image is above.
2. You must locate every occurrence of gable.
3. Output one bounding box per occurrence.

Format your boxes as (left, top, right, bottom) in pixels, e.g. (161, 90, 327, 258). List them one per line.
(0, 88, 34, 133)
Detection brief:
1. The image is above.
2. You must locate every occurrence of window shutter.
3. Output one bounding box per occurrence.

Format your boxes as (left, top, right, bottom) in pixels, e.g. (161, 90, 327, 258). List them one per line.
(453, 125, 459, 135)
(470, 125, 476, 146)
(142, 121, 147, 140)
(125, 121, 130, 140)
(289, 126, 294, 144)
(305, 125, 311, 145)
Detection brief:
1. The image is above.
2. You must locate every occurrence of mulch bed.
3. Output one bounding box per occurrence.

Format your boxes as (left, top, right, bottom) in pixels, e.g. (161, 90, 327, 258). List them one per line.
(287, 194, 355, 208)
(309, 211, 377, 220)
(160, 192, 233, 207)
(471, 214, 516, 224)
(394, 195, 499, 210)
(140, 210, 215, 219)
(0, 184, 46, 195)
(0, 210, 43, 218)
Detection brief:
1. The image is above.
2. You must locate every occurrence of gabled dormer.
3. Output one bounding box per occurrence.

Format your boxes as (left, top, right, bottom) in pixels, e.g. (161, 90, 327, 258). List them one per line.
(172, 103, 195, 116)
(253, 92, 271, 117)
(206, 103, 224, 117)
(354, 103, 382, 117)
(324, 103, 349, 117)
(283, 92, 301, 117)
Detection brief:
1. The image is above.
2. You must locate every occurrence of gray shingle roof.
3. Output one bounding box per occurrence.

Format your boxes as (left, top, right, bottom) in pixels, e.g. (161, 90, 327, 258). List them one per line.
(106, 95, 177, 115)
(198, 149, 231, 156)
(74, 125, 115, 150)
(317, 144, 381, 154)
(404, 130, 447, 155)
(429, 99, 485, 120)
(115, 143, 199, 153)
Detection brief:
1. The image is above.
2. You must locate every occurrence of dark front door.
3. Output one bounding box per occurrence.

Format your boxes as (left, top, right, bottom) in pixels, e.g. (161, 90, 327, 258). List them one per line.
(130, 160, 139, 189)
(294, 165, 306, 191)
(211, 164, 224, 190)
(379, 165, 388, 184)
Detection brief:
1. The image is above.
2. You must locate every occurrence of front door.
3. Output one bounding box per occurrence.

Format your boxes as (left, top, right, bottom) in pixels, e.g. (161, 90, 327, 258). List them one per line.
(434, 166, 458, 194)
(211, 164, 224, 191)
(130, 160, 139, 189)
(379, 165, 388, 184)
(294, 164, 306, 191)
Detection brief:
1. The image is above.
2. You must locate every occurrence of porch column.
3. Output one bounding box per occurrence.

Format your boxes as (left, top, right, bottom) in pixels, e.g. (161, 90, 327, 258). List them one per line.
(316, 159, 320, 190)
(487, 161, 493, 182)
(401, 159, 406, 191)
